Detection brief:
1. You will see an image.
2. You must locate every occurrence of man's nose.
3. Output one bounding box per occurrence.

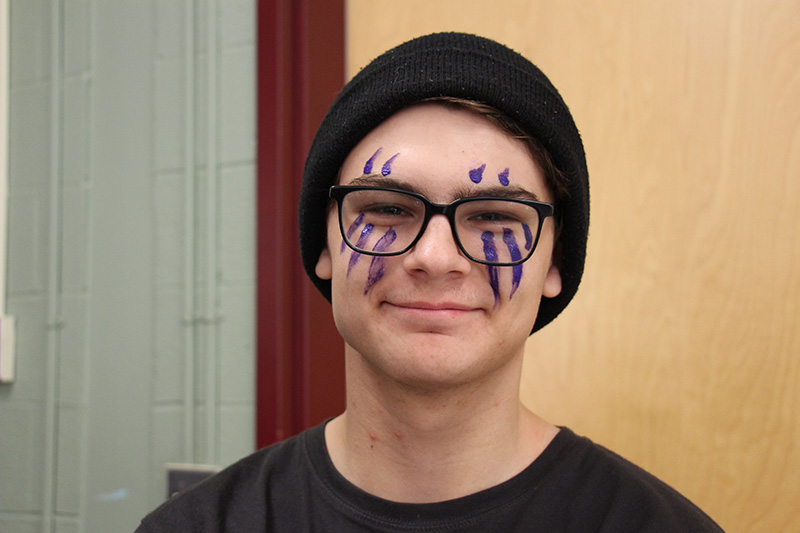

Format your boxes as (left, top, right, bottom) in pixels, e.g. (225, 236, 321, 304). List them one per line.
(401, 215, 471, 277)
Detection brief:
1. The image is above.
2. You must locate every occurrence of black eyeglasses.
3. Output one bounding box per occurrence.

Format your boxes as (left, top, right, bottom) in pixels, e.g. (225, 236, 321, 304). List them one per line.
(329, 186, 554, 266)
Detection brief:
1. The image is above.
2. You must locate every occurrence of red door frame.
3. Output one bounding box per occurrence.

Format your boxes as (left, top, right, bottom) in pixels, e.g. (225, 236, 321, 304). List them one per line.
(256, 0, 346, 448)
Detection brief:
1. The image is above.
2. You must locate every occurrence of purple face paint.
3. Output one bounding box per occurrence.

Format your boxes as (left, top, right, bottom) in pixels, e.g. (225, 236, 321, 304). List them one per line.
(522, 223, 533, 251)
(381, 153, 399, 176)
(347, 224, 374, 276)
(502, 228, 523, 298)
(498, 168, 510, 186)
(364, 148, 382, 174)
(364, 228, 397, 294)
(341, 212, 365, 253)
(481, 231, 500, 302)
(469, 164, 486, 184)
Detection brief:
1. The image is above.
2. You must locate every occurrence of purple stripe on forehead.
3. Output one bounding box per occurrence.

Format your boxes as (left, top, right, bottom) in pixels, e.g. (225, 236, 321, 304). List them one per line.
(381, 153, 399, 176)
(364, 148, 382, 174)
(469, 164, 486, 184)
(364, 228, 397, 294)
(498, 168, 510, 186)
(347, 224, 374, 276)
(503, 228, 523, 298)
(481, 231, 500, 303)
(341, 213, 365, 253)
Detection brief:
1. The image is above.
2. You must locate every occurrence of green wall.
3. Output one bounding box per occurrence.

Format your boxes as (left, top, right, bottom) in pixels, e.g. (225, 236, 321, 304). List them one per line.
(1, 1, 256, 530)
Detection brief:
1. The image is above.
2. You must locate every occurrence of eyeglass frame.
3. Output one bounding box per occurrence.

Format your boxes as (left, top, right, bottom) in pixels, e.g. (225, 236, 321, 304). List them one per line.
(328, 185, 555, 267)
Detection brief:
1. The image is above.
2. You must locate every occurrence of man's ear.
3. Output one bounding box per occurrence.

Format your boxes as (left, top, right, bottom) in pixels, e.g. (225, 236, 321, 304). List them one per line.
(542, 242, 562, 298)
(315, 246, 332, 281)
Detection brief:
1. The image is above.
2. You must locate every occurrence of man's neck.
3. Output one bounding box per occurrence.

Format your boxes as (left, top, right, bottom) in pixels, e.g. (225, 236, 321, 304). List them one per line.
(324, 348, 558, 503)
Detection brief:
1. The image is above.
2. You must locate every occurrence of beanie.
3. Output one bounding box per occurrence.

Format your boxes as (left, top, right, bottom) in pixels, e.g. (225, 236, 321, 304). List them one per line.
(299, 32, 589, 333)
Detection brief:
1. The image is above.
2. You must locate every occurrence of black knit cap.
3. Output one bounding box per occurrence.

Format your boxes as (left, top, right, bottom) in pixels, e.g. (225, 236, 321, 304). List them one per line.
(299, 32, 589, 333)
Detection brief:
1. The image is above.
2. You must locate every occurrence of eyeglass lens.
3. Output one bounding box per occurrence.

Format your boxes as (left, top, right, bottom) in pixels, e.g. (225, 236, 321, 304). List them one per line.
(339, 189, 540, 265)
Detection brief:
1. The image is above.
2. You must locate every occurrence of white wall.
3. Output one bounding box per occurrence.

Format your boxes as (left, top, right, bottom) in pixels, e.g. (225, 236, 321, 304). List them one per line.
(0, 1, 256, 531)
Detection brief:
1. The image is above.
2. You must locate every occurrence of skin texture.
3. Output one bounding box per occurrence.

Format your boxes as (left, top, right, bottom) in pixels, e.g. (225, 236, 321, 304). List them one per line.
(315, 103, 563, 503)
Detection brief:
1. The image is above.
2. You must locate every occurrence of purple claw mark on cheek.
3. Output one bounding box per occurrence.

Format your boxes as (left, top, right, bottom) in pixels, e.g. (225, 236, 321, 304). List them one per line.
(469, 164, 486, 184)
(347, 224, 374, 276)
(498, 168, 510, 186)
(364, 148, 382, 174)
(522, 223, 533, 251)
(341, 213, 365, 253)
(381, 153, 400, 176)
(481, 232, 500, 303)
(502, 228, 523, 298)
(364, 229, 397, 294)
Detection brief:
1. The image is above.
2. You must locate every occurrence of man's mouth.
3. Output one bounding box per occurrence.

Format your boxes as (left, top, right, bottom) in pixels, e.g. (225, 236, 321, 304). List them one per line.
(384, 301, 484, 322)
(392, 301, 476, 311)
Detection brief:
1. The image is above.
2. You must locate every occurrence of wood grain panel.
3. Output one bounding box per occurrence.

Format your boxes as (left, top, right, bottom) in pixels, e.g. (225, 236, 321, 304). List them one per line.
(347, 1, 800, 530)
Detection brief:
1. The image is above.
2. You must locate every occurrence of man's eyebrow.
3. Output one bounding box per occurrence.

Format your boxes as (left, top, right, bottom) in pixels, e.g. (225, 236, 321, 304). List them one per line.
(347, 175, 415, 191)
(346, 175, 543, 202)
(458, 185, 542, 202)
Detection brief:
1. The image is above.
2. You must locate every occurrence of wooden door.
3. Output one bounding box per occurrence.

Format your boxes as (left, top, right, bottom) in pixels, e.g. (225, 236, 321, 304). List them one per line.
(346, 1, 800, 530)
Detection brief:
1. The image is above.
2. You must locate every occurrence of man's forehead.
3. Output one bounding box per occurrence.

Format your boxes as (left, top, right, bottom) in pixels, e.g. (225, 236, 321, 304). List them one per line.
(329, 101, 558, 216)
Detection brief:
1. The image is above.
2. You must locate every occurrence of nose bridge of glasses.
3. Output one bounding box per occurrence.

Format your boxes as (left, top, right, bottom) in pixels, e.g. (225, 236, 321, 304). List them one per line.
(418, 200, 461, 244)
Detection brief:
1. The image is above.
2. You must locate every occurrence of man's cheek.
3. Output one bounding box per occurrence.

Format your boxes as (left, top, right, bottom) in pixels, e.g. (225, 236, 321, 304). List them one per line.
(364, 229, 396, 294)
(338, 228, 398, 294)
(480, 235, 525, 304)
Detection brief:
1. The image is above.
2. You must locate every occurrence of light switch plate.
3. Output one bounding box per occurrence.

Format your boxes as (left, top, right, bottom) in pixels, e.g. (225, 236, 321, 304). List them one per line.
(166, 463, 219, 499)
(0, 315, 15, 383)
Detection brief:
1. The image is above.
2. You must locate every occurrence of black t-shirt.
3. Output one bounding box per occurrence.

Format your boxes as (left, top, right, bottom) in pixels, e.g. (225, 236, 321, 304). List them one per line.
(137, 423, 722, 532)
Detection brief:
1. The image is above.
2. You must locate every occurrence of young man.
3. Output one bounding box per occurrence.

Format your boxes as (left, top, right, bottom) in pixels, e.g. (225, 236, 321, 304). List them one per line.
(138, 32, 722, 531)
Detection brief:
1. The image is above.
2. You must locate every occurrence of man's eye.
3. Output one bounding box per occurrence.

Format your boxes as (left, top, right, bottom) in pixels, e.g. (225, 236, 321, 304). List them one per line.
(473, 212, 516, 222)
(367, 204, 410, 217)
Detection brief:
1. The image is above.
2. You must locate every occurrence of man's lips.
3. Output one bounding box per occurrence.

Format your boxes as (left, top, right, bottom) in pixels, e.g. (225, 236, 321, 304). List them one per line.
(384, 300, 484, 319)
(391, 301, 477, 311)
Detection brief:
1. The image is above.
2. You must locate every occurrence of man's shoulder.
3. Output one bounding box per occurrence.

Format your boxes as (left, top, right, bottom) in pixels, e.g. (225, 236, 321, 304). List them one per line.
(546, 428, 723, 532)
(135, 423, 322, 532)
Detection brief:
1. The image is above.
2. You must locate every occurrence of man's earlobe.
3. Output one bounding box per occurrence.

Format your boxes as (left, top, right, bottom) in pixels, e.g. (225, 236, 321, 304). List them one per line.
(542, 263, 562, 298)
(315, 247, 333, 280)
(542, 242, 562, 298)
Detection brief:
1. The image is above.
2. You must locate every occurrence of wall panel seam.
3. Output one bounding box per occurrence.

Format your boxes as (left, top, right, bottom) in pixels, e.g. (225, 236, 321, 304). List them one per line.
(182, 0, 198, 466)
(42, 0, 64, 530)
(204, 0, 221, 466)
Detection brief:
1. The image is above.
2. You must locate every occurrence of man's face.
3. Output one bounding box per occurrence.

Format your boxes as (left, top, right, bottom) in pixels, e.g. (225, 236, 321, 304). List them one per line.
(315, 103, 562, 391)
